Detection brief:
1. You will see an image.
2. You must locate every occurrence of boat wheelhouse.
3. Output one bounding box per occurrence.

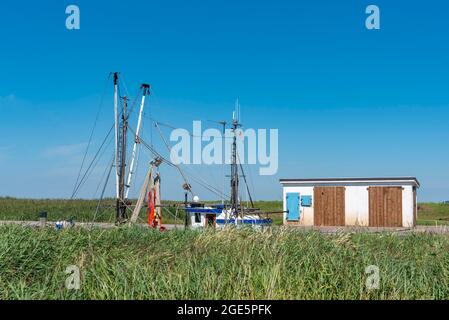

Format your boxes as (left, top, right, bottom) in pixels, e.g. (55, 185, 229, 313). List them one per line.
(185, 203, 272, 230)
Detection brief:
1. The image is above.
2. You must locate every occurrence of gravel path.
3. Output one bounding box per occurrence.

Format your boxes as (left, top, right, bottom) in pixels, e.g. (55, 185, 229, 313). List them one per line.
(0, 220, 180, 230)
(1, 220, 448, 234)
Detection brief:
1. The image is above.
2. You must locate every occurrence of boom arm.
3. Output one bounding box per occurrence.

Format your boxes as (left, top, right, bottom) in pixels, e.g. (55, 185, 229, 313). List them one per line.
(125, 84, 150, 199)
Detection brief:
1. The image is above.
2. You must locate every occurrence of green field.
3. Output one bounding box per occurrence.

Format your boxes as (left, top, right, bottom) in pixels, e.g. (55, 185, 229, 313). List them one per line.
(0, 197, 284, 225)
(0, 225, 448, 299)
(416, 203, 449, 225)
(1, 198, 448, 226)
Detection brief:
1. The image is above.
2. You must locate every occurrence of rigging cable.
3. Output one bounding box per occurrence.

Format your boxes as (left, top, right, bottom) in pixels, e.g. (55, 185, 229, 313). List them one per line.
(92, 153, 115, 224)
(153, 122, 229, 199)
(93, 151, 114, 199)
(129, 125, 228, 200)
(131, 124, 192, 196)
(152, 120, 232, 199)
(74, 133, 113, 200)
(237, 148, 254, 208)
(155, 120, 233, 139)
(155, 121, 222, 197)
(71, 73, 111, 198)
(71, 124, 114, 199)
(73, 76, 137, 200)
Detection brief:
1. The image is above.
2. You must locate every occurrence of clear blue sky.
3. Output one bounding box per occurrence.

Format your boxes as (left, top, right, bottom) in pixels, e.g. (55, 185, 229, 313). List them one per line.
(0, 0, 448, 201)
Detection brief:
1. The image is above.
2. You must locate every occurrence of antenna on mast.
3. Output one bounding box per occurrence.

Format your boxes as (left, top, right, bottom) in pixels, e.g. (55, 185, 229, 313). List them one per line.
(236, 98, 240, 121)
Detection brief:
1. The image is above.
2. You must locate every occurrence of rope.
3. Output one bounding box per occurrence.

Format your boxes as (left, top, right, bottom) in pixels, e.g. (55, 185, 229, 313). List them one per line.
(71, 73, 111, 198)
(70, 73, 131, 200)
(93, 151, 114, 198)
(154, 123, 230, 199)
(129, 125, 229, 200)
(71, 124, 114, 199)
(237, 150, 254, 208)
(92, 154, 115, 224)
(155, 120, 234, 139)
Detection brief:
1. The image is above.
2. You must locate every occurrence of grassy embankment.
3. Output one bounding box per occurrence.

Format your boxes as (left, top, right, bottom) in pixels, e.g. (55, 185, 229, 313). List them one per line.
(0, 225, 448, 299)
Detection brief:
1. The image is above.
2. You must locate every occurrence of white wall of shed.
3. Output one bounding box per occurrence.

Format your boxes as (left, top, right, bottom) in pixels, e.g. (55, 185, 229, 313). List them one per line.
(402, 185, 414, 227)
(344, 186, 369, 226)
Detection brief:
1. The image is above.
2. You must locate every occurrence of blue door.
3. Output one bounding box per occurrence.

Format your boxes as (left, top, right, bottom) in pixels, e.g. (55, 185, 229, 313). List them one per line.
(286, 193, 300, 221)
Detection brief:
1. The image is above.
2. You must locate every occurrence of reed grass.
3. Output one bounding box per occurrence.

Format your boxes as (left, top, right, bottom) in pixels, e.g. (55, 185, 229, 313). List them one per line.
(0, 225, 448, 300)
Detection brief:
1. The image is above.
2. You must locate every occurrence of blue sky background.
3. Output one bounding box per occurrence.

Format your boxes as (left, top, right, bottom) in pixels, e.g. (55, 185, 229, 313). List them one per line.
(0, 0, 448, 201)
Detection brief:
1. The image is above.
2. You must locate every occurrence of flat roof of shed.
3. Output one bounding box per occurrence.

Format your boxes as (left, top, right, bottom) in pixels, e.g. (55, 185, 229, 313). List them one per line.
(280, 177, 420, 188)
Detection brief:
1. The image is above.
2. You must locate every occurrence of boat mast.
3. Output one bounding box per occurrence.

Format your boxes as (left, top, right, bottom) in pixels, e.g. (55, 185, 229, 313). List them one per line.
(230, 99, 241, 217)
(113, 72, 119, 200)
(116, 95, 129, 223)
(125, 83, 150, 199)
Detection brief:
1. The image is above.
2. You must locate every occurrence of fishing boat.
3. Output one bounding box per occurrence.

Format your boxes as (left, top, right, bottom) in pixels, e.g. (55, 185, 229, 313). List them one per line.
(183, 104, 273, 230)
(73, 72, 276, 230)
(185, 203, 273, 230)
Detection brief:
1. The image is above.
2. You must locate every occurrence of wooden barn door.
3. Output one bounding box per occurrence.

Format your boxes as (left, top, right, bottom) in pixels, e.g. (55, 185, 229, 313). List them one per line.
(314, 187, 345, 226)
(368, 187, 403, 227)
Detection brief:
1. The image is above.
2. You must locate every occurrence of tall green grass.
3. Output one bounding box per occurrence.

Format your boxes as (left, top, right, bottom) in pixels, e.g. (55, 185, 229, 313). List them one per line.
(0, 225, 448, 299)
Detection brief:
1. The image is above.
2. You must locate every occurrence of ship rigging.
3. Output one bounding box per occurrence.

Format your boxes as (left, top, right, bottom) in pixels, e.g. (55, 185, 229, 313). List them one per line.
(71, 72, 276, 229)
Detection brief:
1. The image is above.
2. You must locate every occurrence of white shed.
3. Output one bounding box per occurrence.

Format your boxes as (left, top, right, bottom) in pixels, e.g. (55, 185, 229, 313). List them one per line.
(279, 177, 419, 228)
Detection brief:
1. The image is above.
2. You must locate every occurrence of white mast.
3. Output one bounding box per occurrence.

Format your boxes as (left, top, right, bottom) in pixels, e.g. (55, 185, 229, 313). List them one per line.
(125, 84, 150, 199)
(113, 72, 119, 199)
